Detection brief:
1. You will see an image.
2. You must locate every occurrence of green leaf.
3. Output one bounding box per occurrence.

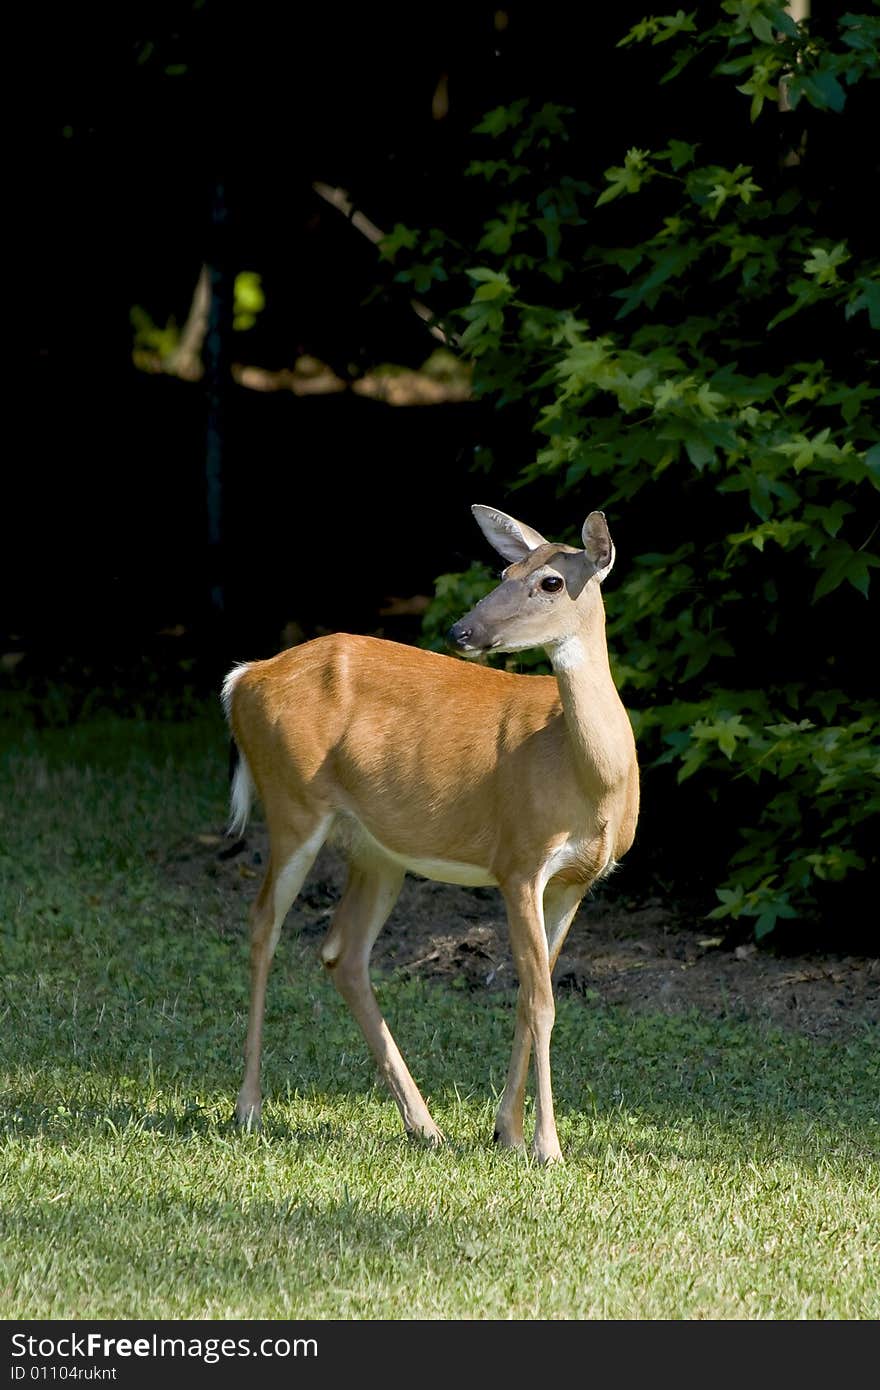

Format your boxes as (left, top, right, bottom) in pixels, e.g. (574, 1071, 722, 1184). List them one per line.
(378, 224, 418, 262)
(472, 279, 510, 302)
(808, 68, 847, 113)
(708, 884, 747, 920)
(232, 272, 265, 331)
(612, 244, 700, 319)
(846, 277, 880, 329)
(813, 545, 880, 600)
(693, 713, 753, 759)
(647, 10, 698, 46)
(666, 139, 698, 170)
(749, 12, 775, 44)
(803, 243, 850, 285)
(684, 435, 715, 471)
(753, 899, 797, 939)
(473, 100, 529, 136)
(596, 149, 652, 206)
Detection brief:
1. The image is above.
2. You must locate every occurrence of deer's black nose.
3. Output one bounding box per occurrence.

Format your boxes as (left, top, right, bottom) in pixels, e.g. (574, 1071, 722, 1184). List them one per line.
(447, 621, 473, 650)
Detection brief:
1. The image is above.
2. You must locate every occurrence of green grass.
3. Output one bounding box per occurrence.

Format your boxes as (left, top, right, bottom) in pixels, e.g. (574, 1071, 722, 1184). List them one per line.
(1, 701, 878, 1319)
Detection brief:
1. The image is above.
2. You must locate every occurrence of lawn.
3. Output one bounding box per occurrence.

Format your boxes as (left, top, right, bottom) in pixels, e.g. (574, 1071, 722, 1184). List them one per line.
(1, 701, 877, 1319)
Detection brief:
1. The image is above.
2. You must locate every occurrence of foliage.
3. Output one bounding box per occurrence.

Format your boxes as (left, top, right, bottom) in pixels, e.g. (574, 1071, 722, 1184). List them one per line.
(386, 3, 880, 937)
(233, 270, 265, 331)
(1, 710, 878, 1317)
(130, 303, 180, 362)
(420, 561, 496, 652)
(131, 270, 266, 369)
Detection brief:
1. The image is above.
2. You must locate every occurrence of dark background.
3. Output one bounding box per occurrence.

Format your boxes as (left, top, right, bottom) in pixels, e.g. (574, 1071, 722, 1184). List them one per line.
(27, 1, 708, 688)
(29, 2, 869, 685)
(9, 0, 873, 944)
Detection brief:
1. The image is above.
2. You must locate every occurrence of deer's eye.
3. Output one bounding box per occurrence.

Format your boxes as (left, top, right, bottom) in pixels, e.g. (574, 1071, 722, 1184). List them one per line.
(540, 575, 564, 593)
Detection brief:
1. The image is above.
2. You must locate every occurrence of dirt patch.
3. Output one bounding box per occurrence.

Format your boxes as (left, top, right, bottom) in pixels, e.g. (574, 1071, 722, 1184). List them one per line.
(165, 828, 879, 1039)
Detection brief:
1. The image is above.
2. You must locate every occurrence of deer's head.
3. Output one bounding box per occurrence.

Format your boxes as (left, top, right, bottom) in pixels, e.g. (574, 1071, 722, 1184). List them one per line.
(448, 505, 615, 659)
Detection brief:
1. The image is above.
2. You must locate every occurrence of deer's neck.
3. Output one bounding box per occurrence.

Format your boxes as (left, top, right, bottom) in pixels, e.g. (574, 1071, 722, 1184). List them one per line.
(548, 621, 634, 796)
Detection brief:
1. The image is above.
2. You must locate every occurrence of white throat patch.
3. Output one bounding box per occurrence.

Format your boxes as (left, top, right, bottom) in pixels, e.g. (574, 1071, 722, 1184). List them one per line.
(549, 636, 587, 673)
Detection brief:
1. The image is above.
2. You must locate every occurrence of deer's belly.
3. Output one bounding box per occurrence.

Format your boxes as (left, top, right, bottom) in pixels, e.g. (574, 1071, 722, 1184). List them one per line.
(333, 814, 499, 888)
(390, 852, 499, 888)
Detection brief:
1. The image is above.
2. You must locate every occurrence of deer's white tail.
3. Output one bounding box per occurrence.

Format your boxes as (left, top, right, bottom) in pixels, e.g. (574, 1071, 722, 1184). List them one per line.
(222, 663, 255, 837)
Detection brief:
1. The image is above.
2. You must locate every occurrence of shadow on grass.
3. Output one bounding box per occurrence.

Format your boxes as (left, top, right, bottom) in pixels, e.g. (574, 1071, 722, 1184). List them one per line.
(2, 709, 877, 1171)
(5, 1186, 512, 1322)
(4, 966, 877, 1163)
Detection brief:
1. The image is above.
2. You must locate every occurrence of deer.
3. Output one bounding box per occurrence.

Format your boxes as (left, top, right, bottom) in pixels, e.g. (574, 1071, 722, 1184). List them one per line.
(222, 504, 639, 1164)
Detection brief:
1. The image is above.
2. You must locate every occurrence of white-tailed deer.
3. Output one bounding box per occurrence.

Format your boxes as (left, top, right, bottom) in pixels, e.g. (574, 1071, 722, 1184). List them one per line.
(223, 505, 638, 1163)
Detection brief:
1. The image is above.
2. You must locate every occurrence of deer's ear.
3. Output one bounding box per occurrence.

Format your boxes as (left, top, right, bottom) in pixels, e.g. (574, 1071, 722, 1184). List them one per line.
(471, 505, 549, 564)
(582, 511, 615, 582)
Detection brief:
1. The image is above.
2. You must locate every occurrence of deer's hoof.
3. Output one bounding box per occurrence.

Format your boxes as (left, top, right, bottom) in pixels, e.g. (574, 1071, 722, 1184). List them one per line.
(532, 1145, 564, 1167)
(408, 1124, 445, 1148)
(234, 1106, 262, 1132)
(493, 1129, 526, 1152)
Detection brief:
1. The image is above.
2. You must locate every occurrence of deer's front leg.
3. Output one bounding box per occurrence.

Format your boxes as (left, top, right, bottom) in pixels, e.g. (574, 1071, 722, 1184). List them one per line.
(498, 881, 566, 1164)
(495, 880, 583, 1158)
(494, 881, 583, 1154)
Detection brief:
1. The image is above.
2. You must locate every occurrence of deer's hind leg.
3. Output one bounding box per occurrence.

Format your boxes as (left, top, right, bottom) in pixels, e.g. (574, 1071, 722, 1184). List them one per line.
(321, 853, 443, 1144)
(235, 812, 331, 1127)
